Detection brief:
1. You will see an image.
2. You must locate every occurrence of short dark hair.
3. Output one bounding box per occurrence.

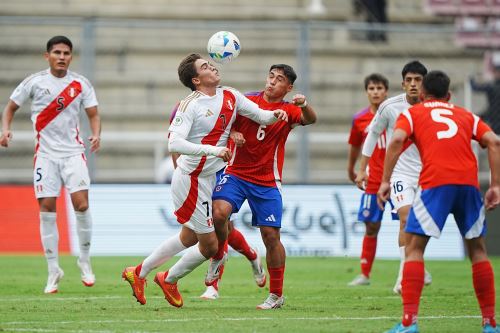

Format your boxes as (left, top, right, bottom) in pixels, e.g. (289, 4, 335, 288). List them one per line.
(401, 60, 427, 79)
(269, 64, 297, 84)
(178, 53, 202, 91)
(364, 73, 389, 90)
(422, 70, 450, 99)
(46, 36, 73, 52)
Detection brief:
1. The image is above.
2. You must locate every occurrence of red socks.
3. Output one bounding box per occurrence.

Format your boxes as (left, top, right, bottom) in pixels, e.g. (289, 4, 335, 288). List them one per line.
(401, 261, 425, 327)
(360, 236, 377, 278)
(269, 266, 285, 297)
(213, 239, 228, 260)
(228, 227, 257, 261)
(135, 263, 142, 277)
(399, 260, 497, 328)
(472, 260, 497, 327)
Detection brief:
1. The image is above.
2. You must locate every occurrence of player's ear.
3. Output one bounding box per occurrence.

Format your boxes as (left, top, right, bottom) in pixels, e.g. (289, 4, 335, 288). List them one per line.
(287, 84, 293, 93)
(192, 77, 200, 86)
(44, 52, 49, 61)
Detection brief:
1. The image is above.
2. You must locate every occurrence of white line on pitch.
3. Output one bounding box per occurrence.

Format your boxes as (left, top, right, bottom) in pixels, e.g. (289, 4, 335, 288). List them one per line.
(2, 315, 481, 326)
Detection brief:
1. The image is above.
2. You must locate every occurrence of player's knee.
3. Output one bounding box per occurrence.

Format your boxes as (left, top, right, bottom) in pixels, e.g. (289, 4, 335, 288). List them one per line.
(74, 203, 89, 212)
(261, 230, 281, 248)
(204, 243, 219, 258)
(365, 222, 380, 236)
(212, 204, 230, 224)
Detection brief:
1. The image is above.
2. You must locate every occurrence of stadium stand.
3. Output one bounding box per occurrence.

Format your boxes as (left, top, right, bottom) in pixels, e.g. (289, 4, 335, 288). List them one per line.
(0, 0, 488, 183)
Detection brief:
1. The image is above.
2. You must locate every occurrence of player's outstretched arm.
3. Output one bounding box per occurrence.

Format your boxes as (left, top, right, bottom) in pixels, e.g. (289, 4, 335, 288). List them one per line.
(292, 94, 317, 125)
(481, 131, 500, 210)
(236, 91, 286, 125)
(0, 100, 20, 148)
(85, 106, 101, 153)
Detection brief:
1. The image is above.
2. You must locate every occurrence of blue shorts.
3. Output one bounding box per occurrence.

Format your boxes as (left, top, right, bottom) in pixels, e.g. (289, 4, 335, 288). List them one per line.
(212, 173, 282, 228)
(357, 193, 398, 223)
(406, 185, 486, 239)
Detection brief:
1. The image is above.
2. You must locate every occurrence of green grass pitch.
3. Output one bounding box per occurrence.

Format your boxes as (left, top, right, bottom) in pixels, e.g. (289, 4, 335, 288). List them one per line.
(1, 255, 499, 332)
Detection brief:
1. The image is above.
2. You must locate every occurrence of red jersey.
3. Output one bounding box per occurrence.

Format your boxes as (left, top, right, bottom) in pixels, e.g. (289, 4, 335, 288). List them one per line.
(395, 100, 492, 189)
(225, 91, 303, 187)
(348, 107, 387, 194)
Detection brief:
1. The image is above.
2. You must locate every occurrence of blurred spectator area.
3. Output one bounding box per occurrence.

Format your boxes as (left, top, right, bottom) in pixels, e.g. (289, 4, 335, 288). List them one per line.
(425, 0, 500, 48)
(0, 0, 490, 184)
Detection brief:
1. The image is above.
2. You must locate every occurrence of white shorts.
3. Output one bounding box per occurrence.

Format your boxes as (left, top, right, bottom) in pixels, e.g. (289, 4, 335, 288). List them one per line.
(171, 168, 216, 234)
(390, 176, 418, 212)
(34, 154, 90, 199)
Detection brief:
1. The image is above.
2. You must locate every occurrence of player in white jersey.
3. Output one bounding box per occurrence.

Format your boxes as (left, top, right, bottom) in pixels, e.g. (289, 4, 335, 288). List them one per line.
(122, 53, 288, 308)
(355, 61, 432, 294)
(0, 36, 101, 293)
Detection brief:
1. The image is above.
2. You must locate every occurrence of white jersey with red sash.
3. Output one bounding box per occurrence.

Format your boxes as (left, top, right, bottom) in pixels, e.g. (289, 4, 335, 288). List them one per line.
(169, 86, 273, 177)
(169, 86, 278, 227)
(10, 69, 98, 158)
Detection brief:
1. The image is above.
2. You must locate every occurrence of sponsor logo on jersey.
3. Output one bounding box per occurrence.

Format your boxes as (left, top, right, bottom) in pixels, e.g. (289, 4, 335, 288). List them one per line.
(205, 109, 214, 117)
(172, 116, 183, 126)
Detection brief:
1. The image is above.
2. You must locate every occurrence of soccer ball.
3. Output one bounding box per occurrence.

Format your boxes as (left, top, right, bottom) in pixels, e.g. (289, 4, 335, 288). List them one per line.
(207, 31, 241, 65)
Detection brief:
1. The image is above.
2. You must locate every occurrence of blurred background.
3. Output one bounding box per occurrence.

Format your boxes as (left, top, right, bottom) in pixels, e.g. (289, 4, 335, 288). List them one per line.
(1, 0, 499, 255)
(1, 0, 499, 184)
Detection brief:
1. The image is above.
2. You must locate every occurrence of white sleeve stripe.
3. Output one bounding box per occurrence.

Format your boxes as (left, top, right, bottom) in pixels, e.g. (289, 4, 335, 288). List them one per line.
(472, 114, 480, 136)
(401, 109, 413, 133)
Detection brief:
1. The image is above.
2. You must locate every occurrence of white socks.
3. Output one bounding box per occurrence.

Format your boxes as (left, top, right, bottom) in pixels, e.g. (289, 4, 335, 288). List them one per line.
(166, 244, 207, 283)
(40, 212, 59, 272)
(140, 234, 187, 279)
(75, 210, 93, 263)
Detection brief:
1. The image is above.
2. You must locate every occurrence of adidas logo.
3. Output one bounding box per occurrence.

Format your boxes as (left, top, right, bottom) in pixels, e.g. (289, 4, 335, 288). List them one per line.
(78, 180, 87, 187)
(205, 109, 214, 117)
(265, 214, 276, 222)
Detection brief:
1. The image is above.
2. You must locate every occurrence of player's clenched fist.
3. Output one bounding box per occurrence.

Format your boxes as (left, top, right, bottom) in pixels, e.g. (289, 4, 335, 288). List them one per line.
(273, 109, 288, 122)
(292, 94, 307, 107)
(376, 181, 391, 210)
(217, 147, 232, 162)
(485, 185, 500, 211)
(0, 131, 12, 147)
(88, 135, 100, 153)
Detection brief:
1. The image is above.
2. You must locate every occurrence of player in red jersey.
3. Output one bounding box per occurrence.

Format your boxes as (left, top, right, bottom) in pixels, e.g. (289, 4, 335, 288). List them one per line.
(379, 71, 500, 333)
(122, 54, 287, 308)
(210, 64, 317, 309)
(347, 73, 391, 286)
(167, 104, 266, 300)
